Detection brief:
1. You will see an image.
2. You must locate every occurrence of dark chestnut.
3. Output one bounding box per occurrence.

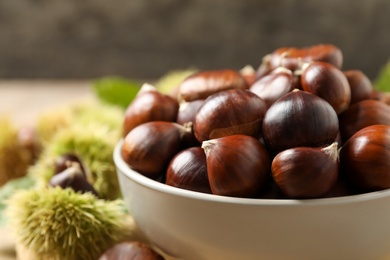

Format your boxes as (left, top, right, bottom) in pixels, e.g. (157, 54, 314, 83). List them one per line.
(178, 69, 248, 102)
(122, 121, 190, 179)
(176, 99, 204, 125)
(54, 153, 86, 176)
(301, 61, 351, 114)
(202, 135, 270, 198)
(343, 70, 373, 105)
(194, 89, 267, 142)
(166, 147, 211, 194)
(250, 67, 295, 107)
(338, 99, 390, 142)
(262, 90, 339, 153)
(123, 83, 179, 137)
(339, 125, 390, 191)
(99, 241, 164, 260)
(49, 162, 99, 197)
(271, 143, 339, 199)
(269, 44, 343, 71)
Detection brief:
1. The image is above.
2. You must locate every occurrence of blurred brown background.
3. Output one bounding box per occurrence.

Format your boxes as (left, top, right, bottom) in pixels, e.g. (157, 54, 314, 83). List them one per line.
(0, 0, 389, 80)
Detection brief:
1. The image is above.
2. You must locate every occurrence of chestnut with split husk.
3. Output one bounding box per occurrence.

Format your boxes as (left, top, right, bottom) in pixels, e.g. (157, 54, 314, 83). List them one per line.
(178, 69, 248, 102)
(122, 83, 179, 137)
(268, 44, 343, 72)
(194, 89, 267, 142)
(250, 67, 295, 107)
(166, 147, 211, 194)
(343, 70, 373, 105)
(49, 162, 99, 197)
(338, 99, 390, 142)
(202, 135, 270, 198)
(99, 241, 165, 260)
(262, 90, 339, 154)
(122, 121, 191, 179)
(340, 124, 390, 191)
(301, 61, 351, 114)
(272, 142, 339, 199)
(54, 153, 86, 177)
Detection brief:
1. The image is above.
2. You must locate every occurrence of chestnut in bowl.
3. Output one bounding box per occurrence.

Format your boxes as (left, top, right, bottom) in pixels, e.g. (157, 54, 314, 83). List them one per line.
(115, 140, 390, 260)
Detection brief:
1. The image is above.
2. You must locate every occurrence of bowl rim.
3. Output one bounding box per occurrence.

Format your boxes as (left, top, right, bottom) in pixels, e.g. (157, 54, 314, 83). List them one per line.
(114, 140, 390, 206)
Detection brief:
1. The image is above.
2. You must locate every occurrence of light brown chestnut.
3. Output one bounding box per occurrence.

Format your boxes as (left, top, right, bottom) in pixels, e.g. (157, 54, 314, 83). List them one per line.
(194, 89, 268, 142)
(122, 121, 190, 179)
(166, 147, 211, 194)
(339, 125, 390, 191)
(250, 67, 295, 107)
(271, 142, 339, 199)
(202, 135, 271, 198)
(343, 70, 373, 105)
(301, 61, 351, 114)
(122, 83, 179, 137)
(262, 90, 339, 154)
(338, 99, 390, 142)
(269, 44, 343, 72)
(178, 69, 248, 102)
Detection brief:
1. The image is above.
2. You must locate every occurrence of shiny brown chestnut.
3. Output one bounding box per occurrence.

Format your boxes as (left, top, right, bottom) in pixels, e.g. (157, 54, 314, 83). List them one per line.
(250, 67, 295, 107)
(268, 44, 343, 72)
(272, 142, 339, 199)
(343, 70, 373, 105)
(338, 99, 390, 142)
(123, 83, 179, 137)
(301, 61, 351, 114)
(178, 69, 248, 102)
(176, 99, 204, 125)
(99, 241, 164, 260)
(339, 125, 390, 191)
(49, 162, 99, 197)
(262, 90, 339, 154)
(166, 147, 211, 194)
(122, 121, 190, 179)
(194, 89, 267, 142)
(202, 135, 270, 198)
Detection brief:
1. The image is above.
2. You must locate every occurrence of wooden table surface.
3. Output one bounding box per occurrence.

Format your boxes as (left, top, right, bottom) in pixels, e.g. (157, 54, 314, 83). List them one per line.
(0, 80, 95, 259)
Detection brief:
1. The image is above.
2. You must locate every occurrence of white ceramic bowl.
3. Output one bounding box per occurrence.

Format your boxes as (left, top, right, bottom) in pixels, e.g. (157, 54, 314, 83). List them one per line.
(114, 140, 390, 260)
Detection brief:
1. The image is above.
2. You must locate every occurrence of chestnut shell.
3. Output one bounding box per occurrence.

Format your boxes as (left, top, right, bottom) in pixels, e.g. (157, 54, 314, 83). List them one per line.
(99, 241, 164, 260)
(194, 89, 267, 142)
(262, 90, 339, 153)
(339, 124, 390, 191)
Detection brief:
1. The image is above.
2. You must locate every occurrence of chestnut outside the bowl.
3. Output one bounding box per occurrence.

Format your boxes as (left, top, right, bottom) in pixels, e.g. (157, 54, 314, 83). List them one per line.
(114, 140, 390, 260)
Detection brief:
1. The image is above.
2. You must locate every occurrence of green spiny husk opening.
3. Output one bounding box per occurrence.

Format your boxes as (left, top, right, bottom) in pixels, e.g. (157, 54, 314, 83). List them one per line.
(6, 187, 132, 260)
(30, 122, 121, 200)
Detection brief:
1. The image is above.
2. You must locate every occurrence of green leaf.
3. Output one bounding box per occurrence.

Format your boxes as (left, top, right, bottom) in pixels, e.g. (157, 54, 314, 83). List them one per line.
(92, 76, 142, 109)
(374, 59, 390, 92)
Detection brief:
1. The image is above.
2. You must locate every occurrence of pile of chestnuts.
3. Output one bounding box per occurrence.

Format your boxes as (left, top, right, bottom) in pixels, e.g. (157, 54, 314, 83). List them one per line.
(121, 44, 390, 199)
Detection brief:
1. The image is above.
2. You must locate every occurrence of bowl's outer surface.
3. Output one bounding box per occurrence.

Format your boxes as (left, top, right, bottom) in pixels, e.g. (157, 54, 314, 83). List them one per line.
(114, 141, 390, 260)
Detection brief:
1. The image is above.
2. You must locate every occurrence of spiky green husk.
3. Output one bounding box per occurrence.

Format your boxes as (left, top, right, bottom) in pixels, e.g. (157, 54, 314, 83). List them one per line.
(0, 117, 31, 186)
(7, 187, 133, 260)
(31, 122, 121, 199)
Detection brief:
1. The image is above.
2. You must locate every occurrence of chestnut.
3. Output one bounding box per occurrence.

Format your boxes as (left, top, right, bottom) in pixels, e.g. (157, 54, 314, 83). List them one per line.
(338, 99, 390, 142)
(343, 70, 373, 105)
(269, 44, 343, 72)
(250, 67, 295, 107)
(123, 83, 179, 137)
(339, 124, 390, 191)
(176, 99, 204, 125)
(166, 147, 211, 194)
(301, 61, 351, 114)
(240, 65, 257, 86)
(54, 153, 86, 176)
(99, 241, 164, 260)
(178, 69, 248, 102)
(262, 90, 339, 154)
(202, 135, 271, 198)
(122, 121, 190, 179)
(49, 162, 99, 197)
(194, 89, 267, 142)
(271, 142, 339, 199)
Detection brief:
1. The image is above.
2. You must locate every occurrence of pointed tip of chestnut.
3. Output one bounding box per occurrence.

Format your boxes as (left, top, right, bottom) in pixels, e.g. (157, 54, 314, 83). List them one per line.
(322, 142, 339, 161)
(201, 139, 216, 158)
